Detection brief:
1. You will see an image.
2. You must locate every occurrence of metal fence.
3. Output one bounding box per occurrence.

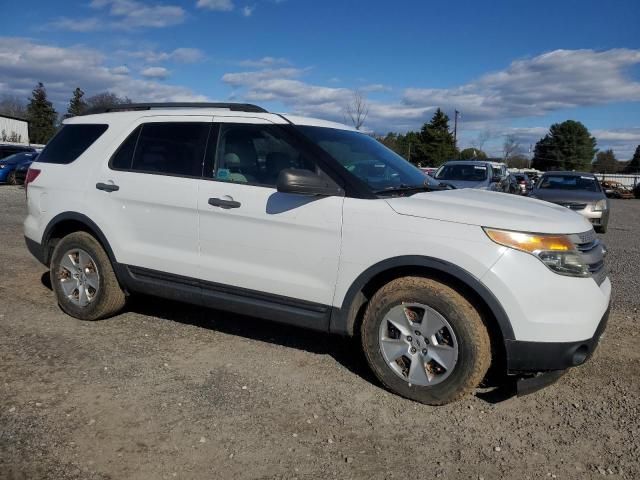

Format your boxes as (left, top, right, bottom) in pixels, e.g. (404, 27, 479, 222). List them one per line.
(594, 174, 640, 187)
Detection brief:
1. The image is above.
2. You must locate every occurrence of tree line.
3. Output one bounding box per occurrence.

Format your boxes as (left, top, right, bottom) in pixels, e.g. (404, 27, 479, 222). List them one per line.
(376, 110, 639, 174)
(0, 82, 131, 144)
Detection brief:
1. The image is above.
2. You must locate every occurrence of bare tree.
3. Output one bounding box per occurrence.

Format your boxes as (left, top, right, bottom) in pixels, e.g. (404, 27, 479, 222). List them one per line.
(344, 90, 369, 130)
(85, 92, 132, 112)
(503, 134, 522, 161)
(471, 129, 493, 151)
(0, 95, 28, 119)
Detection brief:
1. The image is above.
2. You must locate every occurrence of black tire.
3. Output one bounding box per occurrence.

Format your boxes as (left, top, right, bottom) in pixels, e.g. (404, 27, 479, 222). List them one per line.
(6, 171, 17, 185)
(361, 276, 491, 405)
(50, 231, 126, 320)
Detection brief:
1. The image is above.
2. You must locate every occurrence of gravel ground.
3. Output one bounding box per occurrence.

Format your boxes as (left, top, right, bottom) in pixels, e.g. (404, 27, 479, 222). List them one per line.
(1, 185, 638, 480)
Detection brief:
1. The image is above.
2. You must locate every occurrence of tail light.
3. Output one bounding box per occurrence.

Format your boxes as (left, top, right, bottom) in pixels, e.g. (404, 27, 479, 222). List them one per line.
(519, 180, 526, 185)
(24, 168, 41, 195)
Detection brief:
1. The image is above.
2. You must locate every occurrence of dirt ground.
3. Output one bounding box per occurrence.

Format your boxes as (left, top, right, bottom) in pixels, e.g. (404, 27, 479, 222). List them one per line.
(1, 185, 639, 480)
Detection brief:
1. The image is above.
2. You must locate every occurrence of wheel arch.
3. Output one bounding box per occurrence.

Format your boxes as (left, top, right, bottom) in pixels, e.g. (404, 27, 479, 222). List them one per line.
(42, 212, 119, 270)
(330, 256, 514, 351)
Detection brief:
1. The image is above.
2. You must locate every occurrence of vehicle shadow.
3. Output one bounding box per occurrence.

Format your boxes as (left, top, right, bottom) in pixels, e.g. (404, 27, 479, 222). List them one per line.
(40, 271, 376, 385)
(40, 272, 516, 403)
(126, 293, 379, 384)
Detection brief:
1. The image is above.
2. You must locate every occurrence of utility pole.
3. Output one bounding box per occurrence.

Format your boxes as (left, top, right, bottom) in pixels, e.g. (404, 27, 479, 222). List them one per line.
(453, 110, 460, 145)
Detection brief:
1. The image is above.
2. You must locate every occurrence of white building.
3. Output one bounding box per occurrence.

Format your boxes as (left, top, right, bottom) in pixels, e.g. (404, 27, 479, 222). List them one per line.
(0, 114, 30, 144)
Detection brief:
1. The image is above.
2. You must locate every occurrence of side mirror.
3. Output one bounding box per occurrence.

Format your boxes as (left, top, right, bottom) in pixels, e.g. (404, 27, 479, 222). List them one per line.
(276, 168, 343, 196)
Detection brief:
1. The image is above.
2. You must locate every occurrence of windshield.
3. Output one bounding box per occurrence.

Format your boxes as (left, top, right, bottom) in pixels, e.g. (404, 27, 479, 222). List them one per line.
(435, 164, 488, 182)
(538, 175, 600, 192)
(296, 126, 437, 192)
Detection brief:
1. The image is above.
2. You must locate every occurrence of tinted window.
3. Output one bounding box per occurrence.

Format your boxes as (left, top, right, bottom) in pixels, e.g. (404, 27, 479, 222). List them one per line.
(112, 123, 210, 177)
(435, 164, 488, 181)
(111, 127, 141, 170)
(38, 125, 108, 164)
(538, 175, 600, 192)
(213, 124, 317, 186)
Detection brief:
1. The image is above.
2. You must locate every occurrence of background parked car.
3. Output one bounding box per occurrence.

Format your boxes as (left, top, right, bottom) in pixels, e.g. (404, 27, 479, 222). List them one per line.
(513, 173, 534, 195)
(433, 160, 513, 192)
(600, 180, 635, 199)
(0, 151, 39, 185)
(14, 159, 34, 185)
(0, 144, 35, 161)
(530, 171, 610, 232)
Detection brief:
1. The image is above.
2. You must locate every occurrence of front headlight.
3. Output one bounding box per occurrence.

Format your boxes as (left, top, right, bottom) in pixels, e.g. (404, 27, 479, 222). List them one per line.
(593, 199, 608, 212)
(0, 164, 6, 169)
(484, 228, 591, 278)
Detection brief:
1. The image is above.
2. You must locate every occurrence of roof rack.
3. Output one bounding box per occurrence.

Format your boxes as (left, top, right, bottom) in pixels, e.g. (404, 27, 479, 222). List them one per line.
(82, 102, 268, 116)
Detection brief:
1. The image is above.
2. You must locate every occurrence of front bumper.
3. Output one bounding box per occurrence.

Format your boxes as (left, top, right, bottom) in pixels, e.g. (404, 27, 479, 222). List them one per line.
(506, 306, 609, 373)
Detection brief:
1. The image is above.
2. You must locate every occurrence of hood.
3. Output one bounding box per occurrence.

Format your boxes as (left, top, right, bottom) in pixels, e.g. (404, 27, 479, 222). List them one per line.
(385, 188, 591, 234)
(530, 188, 605, 204)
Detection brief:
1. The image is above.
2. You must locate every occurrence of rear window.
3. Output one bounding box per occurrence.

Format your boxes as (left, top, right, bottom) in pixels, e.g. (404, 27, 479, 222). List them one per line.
(435, 164, 488, 181)
(37, 124, 108, 164)
(538, 175, 601, 192)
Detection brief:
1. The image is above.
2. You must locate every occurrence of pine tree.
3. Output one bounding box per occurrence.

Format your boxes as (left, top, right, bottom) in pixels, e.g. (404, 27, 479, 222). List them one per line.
(27, 82, 57, 144)
(531, 120, 596, 171)
(623, 145, 640, 173)
(66, 87, 86, 118)
(419, 108, 458, 166)
(592, 149, 618, 173)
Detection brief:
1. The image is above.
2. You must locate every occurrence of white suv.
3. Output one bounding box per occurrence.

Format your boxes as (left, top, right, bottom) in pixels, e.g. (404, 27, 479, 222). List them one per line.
(23, 103, 610, 405)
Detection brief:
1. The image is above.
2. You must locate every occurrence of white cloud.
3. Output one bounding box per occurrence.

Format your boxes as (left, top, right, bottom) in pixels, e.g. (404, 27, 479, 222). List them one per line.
(222, 66, 431, 130)
(242, 5, 255, 16)
(197, 0, 234, 11)
(48, 17, 103, 32)
(122, 47, 206, 64)
(402, 49, 640, 121)
(111, 65, 130, 75)
(0, 37, 207, 110)
(361, 84, 391, 93)
(238, 57, 290, 68)
(50, 0, 185, 31)
(140, 66, 170, 79)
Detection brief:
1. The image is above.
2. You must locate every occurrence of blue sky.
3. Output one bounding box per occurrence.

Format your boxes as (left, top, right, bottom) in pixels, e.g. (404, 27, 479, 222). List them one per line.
(2, 0, 640, 158)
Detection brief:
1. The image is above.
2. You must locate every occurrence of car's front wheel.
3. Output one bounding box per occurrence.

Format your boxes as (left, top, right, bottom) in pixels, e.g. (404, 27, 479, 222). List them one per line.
(50, 232, 126, 320)
(361, 276, 491, 405)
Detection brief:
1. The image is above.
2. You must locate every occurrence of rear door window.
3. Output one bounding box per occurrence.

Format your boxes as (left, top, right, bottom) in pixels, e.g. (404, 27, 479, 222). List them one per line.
(111, 123, 210, 177)
(37, 124, 108, 164)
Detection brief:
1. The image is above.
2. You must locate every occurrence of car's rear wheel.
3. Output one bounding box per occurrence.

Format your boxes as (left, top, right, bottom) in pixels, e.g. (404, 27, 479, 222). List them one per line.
(50, 232, 126, 320)
(361, 276, 491, 405)
(6, 171, 17, 185)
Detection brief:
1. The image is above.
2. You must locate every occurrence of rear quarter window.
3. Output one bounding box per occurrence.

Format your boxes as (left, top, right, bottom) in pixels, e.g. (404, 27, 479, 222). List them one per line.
(37, 124, 108, 164)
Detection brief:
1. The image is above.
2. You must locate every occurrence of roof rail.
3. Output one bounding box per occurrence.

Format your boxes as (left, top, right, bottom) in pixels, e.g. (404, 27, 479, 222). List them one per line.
(82, 102, 268, 116)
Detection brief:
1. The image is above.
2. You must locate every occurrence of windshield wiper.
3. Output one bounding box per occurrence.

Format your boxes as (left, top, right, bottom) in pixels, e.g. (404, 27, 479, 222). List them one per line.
(374, 182, 454, 195)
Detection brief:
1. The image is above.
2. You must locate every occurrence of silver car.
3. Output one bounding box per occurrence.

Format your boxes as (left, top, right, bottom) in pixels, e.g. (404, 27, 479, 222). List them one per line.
(433, 161, 510, 192)
(530, 172, 610, 233)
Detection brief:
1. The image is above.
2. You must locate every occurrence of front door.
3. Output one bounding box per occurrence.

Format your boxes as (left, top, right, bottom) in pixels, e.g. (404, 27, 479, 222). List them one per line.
(196, 117, 344, 316)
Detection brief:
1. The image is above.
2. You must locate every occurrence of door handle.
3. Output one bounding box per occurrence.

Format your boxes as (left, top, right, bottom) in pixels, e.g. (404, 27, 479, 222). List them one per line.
(208, 197, 241, 209)
(96, 182, 120, 192)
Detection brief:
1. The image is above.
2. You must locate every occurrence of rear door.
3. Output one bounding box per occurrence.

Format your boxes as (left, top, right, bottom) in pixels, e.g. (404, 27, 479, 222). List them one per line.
(196, 117, 344, 315)
(86, 116, 212, 279)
